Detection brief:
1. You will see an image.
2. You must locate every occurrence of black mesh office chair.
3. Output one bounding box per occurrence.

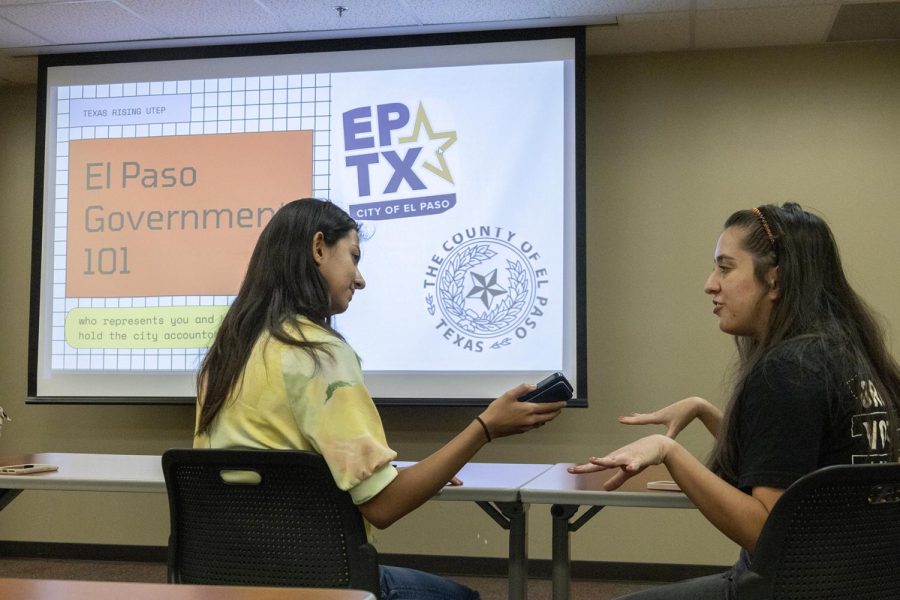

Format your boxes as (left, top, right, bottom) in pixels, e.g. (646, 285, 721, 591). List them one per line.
(737, 462, 900, 600)
(162, 448, 380, 597)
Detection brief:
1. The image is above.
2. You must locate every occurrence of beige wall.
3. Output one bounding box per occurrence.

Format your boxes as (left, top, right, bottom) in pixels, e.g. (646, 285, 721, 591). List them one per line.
(1, 41, 898, 566)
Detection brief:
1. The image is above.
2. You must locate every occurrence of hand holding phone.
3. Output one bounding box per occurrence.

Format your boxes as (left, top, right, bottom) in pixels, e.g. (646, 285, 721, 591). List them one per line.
(519, 372, 573, 403)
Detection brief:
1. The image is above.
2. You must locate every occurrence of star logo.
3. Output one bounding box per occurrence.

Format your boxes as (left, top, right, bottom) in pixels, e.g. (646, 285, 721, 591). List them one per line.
(466, 269, 507, 310)
(398, 102, 457, 183)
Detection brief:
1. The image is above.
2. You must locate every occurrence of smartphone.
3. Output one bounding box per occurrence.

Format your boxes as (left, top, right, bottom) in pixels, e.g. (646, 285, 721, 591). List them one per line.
(518, 372, 573, 403)
(0, 464, 59, 475)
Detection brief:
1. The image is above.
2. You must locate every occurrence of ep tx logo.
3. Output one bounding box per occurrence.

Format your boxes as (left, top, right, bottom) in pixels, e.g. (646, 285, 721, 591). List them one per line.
(342, 102, 457, 221)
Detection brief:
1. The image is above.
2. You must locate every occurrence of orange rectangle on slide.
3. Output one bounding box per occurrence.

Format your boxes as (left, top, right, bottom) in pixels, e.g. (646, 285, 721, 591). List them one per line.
(67, 131, 313, 297)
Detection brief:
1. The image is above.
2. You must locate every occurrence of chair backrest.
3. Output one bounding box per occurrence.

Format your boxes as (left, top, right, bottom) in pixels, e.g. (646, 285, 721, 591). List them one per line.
(738, 462, 900, 600)
(162, 448, 380, 597)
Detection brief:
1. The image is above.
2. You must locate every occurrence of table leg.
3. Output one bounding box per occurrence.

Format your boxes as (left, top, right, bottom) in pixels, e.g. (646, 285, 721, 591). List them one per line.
(549, 505, 604, 600)
(476, 501, 529, 600)
(500, 502, 528, 600)
(550, 504, 578, 600)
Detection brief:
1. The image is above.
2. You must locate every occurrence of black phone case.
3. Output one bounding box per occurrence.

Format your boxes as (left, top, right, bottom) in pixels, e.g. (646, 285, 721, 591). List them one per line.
(519, 372, 572, 403)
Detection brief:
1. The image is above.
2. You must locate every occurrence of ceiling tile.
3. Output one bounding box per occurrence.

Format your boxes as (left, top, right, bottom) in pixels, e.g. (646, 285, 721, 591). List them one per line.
(119, 0, 289, 37)
(0, 1, 165, 45)
(0, 14, 47, 47)
(553, 0, 690, 17)
(263, 0, 419, 31)
(0, 0, 60, 5)
(696, 0, 836, 9)
(587, 11, 691, 54)
(695, 4, 837, 48)
(404, 0, 555, 25)
(0, 0, 887, 85)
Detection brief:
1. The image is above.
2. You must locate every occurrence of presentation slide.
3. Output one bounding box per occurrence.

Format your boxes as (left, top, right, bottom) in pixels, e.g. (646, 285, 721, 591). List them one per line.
(30, 32, 583, 404)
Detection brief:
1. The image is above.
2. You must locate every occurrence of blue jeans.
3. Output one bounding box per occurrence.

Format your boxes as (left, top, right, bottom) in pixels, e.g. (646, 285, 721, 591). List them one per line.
(379, 565, 480, 600)
(614, 571, 737, 600)
(615, 552, 748, 600)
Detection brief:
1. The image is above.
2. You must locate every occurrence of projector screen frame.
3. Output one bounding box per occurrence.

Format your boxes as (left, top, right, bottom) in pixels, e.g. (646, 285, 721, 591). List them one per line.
(27, 27, 587, 407)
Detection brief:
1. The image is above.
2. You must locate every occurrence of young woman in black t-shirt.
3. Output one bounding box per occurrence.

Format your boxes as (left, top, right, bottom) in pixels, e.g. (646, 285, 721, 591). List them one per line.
(570, 203, 900, 599)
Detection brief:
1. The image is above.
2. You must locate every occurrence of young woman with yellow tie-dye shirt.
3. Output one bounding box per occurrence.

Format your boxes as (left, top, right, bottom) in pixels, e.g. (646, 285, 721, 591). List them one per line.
(194, 198, 565, 600)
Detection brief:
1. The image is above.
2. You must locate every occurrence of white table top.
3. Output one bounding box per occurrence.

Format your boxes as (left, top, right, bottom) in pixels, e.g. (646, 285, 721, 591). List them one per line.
(0, 453, 552, 502)
(411, 461, 553, 502)
(519, 463, 694, 509)
(0, 453, 165, 493)
(0, 455, 691, 509)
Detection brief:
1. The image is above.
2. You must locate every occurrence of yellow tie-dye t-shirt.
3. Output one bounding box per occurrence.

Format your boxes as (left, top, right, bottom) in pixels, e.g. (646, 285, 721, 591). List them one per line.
(194, 317, 398, 506)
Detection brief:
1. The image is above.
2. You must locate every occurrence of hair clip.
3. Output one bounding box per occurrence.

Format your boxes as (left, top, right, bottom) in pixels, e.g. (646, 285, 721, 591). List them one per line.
(751, 207, 776, 250)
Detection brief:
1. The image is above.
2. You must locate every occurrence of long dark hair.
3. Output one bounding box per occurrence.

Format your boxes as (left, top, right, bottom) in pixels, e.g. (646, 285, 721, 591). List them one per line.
(196, 198, 359, 434)
(709, 202, 900, 481)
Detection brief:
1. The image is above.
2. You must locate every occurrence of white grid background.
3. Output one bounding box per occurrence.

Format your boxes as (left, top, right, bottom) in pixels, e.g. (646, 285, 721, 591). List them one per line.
(52, 74, 332, 371)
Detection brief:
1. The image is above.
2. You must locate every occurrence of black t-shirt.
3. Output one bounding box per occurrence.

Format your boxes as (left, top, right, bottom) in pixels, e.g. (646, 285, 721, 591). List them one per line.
(735, 337, 891, 492)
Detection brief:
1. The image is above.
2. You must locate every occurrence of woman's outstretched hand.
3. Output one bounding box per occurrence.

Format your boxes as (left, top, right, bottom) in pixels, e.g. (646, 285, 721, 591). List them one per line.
(567, 434, 675, 490)
(618, 396, 714, 439)
(478, 383, 566, 440)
